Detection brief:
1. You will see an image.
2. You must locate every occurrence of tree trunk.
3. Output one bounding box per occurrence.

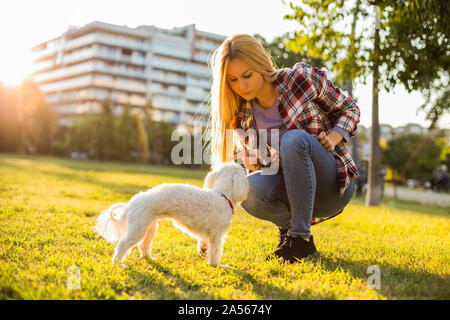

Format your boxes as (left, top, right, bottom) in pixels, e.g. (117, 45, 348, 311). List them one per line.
(365, 8, 382, 206)
(347, 80, 363, 197)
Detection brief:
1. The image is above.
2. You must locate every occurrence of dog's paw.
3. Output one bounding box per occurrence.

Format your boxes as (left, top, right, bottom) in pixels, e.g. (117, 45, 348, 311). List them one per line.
(198, 248, 207, 257)
(142, 255, 157, 262)
(208, 262, 229, 269)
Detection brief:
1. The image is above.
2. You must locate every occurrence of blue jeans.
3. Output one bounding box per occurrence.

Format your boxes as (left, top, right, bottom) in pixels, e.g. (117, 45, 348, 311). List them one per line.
(240, 130, 354, 239)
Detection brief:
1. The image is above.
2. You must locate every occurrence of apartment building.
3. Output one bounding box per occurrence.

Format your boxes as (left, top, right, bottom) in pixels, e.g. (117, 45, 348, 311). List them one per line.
(30, 21, 226, 127)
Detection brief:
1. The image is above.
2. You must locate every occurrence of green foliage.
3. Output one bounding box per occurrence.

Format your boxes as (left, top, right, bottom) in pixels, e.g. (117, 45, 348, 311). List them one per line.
(253, 33, 326, 69)
(284, 0, 369, 88)
(441, 145, 450, 169)
(148, 121, 178, 165)
(375, 0, 449, 128)
(30, 103, 58, 154)
(69, 115, 95, 154)
(0, 85, 21, 152)
(0, 154, 448, 299)
(0, 80, 57, 154)
(47, 98, 181, 166)
(382, 133, 443, 180)
(115, 105, 138, 162)
(285, 0, 450, 127)
(92, 99, 115, 161)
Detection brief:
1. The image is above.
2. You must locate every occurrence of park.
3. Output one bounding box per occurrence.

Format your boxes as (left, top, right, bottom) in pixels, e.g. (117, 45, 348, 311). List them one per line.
(0, 154, 448, 299)
(0, 0, 449, 303)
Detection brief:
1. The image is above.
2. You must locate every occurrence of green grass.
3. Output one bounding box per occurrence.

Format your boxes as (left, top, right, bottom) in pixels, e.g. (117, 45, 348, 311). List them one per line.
(0, 153, 449, 300)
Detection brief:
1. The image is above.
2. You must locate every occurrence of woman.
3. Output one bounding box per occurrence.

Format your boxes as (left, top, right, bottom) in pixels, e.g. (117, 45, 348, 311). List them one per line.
(208, 34, 360, 263)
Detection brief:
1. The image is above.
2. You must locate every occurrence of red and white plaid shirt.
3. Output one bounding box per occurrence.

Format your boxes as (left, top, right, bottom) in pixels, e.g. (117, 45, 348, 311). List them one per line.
(230, 62, 360, 204)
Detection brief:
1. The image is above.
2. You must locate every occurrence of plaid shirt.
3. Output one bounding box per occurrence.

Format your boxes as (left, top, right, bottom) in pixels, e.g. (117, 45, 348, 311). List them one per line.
(230, 62, 360, 223)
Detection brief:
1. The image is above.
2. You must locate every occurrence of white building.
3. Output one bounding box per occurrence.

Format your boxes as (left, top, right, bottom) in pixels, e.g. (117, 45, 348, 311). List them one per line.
(30, 21, 226, 127)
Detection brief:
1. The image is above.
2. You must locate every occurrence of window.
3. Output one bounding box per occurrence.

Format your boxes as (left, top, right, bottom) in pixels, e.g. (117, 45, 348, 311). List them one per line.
(122, 48, 132, 56)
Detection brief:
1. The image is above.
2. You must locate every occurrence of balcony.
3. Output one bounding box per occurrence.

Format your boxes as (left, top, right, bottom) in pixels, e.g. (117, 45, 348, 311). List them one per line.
(186, 76, 210, 89)
(56, 101, 102, 115)
(40, 75, 93, 93)
(152, 95, 209, 115)
(152, 40, 191, 60)
(38, 72, 147, 94)
(185, 86, 209, 102)
(196, 39, 220, 52)
(150, 70, 187, 86)
(34, 60, 146, 83)
(65, 32, 148, 52)
(93, 76, 147, 93)
(32, 32, 148, 63)
(186, 62, 211, 77)
(192, 52, 210, 64)
(46, 88, 147, 107)
(151, 56, 188, 74)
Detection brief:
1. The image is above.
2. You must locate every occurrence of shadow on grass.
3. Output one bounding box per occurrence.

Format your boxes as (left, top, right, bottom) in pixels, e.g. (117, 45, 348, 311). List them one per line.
(0, 153, 207, 182)
(351, 196, 450, 217)
(0, 159, 149, 197)
(0, 157, 206, 198)
(308, 253, 449, 299)
(126, 260, 305, 300)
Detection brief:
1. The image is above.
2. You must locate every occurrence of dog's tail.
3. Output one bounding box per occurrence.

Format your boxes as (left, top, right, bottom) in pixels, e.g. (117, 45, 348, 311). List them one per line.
(93, 202, 128, 242)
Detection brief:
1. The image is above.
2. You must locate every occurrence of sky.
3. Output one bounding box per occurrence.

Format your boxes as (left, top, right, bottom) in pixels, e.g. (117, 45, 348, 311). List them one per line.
(0, 0, 448, 129)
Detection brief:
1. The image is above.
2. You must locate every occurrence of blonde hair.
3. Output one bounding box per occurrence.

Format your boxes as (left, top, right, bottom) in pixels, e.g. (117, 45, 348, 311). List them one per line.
(208, 34, 279, 169)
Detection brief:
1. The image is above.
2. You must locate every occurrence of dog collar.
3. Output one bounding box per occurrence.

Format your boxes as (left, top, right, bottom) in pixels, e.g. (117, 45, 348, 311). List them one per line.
(218, 192, 234, 212)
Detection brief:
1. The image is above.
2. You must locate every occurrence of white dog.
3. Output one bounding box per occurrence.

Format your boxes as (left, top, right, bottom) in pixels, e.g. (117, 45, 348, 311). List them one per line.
(94, 162, 249, 267)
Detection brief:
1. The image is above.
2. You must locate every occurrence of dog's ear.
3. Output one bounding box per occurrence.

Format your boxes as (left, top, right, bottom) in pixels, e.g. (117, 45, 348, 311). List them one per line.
(231, 170, 249, 202)
(203, 170, 217, 190)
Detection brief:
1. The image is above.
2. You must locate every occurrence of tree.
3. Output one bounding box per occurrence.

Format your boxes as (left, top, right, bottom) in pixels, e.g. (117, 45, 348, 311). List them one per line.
(0, 80, 56, 154)
(366, 3, 382, 206)
(254, 33, 326, 69)
(133, 110, 150, 164)
(284, 0, 450, 205)
(284, 0, 370, 88)
(92, 99, 115, 161)
(375, 0, 449, 129)
(284, 0, 381, 204)
(69, 115, 95, 155)
(382, 133, 443, 181)
(17, 80, 48, 153)
(115, 105, 137, 162)
(0, 83, 21, 152)
(29, 100, 58, 154)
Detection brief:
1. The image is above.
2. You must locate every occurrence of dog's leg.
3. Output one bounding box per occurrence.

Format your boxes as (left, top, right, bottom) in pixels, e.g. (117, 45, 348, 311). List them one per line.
(112, 237, 140, 268)
(197, 239, 208, 258)
(112, 220, 149, 267)
(138, 221, 158, 260)
(207, 235, 225, 267)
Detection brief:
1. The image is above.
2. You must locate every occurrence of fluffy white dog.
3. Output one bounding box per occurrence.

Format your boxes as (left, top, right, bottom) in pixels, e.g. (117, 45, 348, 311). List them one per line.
(94, 162, 249, 267)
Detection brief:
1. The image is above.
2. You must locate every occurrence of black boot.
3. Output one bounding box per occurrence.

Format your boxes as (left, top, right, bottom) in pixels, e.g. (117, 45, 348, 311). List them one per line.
(276, 226, 289, 249)
(266, 226, 289, 260)
(274, 235, 317, 263)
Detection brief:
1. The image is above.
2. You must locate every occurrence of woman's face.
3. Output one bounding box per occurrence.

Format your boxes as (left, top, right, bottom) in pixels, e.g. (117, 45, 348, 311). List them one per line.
(226, 58, 265, 100)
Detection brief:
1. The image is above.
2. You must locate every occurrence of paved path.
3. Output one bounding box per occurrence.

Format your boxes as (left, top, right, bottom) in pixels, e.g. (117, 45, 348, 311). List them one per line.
(384, 186, 450, 207)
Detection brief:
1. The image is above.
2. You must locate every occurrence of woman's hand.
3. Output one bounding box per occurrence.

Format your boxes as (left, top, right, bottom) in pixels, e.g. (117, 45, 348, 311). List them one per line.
(315, 131, 343, 152)
(243, 149, 261, 171)
(228, 149, 261, 171)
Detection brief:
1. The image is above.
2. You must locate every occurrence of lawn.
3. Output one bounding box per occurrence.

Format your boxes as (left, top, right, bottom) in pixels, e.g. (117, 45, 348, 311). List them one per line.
(0, 153, 448, 300)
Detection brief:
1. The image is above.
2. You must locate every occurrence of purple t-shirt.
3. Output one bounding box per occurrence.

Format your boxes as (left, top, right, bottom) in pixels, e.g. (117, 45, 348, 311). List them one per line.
(251, 99, 288, 150)
(251, 99, 350, 148)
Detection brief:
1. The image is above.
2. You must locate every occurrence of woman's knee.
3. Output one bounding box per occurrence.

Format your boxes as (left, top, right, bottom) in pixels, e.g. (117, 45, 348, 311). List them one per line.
(240, 190, 291, 228)
(280, 130, 312, 157)
(240, 173, 265, 213)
